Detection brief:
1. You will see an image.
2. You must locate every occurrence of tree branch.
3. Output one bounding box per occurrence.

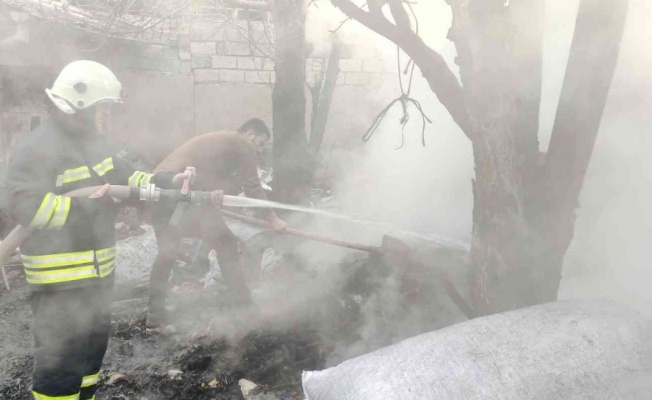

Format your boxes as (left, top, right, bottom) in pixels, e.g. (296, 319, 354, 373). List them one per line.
(330, 15, 352, 33)
(367, 0, 384, 16)
(387, 0, 411, 33)
(330, 0, 473, 140)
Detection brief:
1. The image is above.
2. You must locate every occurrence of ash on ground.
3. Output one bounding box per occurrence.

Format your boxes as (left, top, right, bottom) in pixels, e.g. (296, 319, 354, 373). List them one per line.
(0, 202, 468, 399)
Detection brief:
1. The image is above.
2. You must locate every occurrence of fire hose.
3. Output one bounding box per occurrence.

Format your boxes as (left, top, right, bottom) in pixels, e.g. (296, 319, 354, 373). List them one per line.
(0, 184, 379, 290)
(0, 184, 473, 319)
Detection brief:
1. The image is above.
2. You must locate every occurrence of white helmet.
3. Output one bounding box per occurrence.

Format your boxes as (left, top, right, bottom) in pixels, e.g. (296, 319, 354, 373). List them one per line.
(46, 60, 123, 115)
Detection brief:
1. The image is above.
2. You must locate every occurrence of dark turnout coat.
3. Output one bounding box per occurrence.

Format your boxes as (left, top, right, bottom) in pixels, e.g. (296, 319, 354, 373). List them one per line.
(5, 119, 171, 291)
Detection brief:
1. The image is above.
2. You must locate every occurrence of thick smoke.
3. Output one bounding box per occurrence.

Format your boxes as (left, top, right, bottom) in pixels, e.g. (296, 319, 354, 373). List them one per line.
(291, 0, 652, 361)
(557, 0, 652, 316)
(5, 0, 649, 384)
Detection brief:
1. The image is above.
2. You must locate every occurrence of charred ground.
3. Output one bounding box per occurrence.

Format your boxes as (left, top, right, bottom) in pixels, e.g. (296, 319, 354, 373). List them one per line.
(0, 220, 468, 400)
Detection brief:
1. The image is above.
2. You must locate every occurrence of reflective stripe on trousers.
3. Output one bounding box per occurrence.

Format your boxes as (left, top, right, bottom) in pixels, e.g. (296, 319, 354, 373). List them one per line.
(81, 372, 99, 388)
(80, 371, 100, 400)
(32, 391, 80, 400)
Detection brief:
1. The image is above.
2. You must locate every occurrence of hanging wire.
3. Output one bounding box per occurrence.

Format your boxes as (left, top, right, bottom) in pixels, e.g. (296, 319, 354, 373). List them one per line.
(361, 2, 432, 148)
(362, 47, 432, 147)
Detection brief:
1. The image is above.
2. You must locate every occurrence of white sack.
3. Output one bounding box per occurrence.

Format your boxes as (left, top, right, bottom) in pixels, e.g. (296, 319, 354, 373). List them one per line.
(302, 299, 652, 400)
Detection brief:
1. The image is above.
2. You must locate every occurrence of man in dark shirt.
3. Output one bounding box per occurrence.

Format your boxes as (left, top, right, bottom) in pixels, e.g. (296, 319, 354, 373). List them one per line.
(147, 119, 286, 328)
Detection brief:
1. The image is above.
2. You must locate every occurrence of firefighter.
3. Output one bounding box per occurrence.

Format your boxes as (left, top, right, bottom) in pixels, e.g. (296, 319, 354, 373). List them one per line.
(145, 119, 287, 328)
(5, 60, 202, 400)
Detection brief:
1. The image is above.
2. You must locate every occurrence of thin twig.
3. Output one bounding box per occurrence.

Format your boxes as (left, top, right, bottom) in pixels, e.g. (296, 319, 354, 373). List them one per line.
(330, 0, 472, 139)
(330, 16, 352, 33)
(348, 0, 432, 146)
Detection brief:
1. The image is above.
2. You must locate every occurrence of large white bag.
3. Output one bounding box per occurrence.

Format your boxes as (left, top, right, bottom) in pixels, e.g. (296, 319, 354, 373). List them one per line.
(302, 299, 652, 400)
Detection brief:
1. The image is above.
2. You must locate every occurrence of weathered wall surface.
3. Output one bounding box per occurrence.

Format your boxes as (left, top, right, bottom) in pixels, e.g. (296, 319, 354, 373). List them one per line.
(0, 66, 49, 171)
(110, 18, 392, 160)
(110, 71, 195, 165)
(194, 83, 272, 137)
(0, 7, 394, 166)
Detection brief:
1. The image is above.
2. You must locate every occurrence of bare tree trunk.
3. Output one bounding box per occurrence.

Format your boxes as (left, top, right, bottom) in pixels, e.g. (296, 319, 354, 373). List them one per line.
(459, 0, 628, 315)
(536, 0, 629, 301)
(308, 34, 342, 156)
(509, 0, 545, 184)
(447, 0, 544, 315)
(331, 0, 628, 316)
(271, 0, 309, 203)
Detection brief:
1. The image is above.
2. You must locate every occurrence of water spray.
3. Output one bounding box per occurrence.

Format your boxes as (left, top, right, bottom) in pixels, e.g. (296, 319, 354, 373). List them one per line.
(0, 184, 472, 318)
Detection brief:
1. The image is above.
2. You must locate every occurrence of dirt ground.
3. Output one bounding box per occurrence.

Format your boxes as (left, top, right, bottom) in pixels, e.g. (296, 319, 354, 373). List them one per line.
(0, 225, 468, 400)
(0, 269, 325, 400)
(0, 271, 33, 400)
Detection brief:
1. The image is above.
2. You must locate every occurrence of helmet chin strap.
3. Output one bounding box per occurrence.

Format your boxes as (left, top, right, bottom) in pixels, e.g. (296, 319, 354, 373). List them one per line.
(45, 88, 76, 115)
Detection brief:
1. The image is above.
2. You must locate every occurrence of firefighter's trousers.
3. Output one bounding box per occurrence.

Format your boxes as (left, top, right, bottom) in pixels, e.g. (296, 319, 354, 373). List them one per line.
(31, 283, 112, 400)
(148, 204, 251, 318)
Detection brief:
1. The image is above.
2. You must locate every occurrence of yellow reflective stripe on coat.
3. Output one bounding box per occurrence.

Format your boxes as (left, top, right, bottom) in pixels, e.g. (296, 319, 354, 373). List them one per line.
(48, 196, 71, 230)
(128, 171, 153, 188)
(30, 193, 56, 228)
(96, 247, 116, 263)
(30, 194, 72, 230)
(56, 166, 91, 187)
(99, 261, 115, 278)
(141, 172, 153, 186)
(32, 390, 80, 400)
(22, 251, 95, 269)
(22, 247, 117, 284)
(92, 157, 114, 177)
(25, 266, 98, 284)
(81, 372, 100, 388)
(97, 246, 116, 278)
(128, 171, 145, 187)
